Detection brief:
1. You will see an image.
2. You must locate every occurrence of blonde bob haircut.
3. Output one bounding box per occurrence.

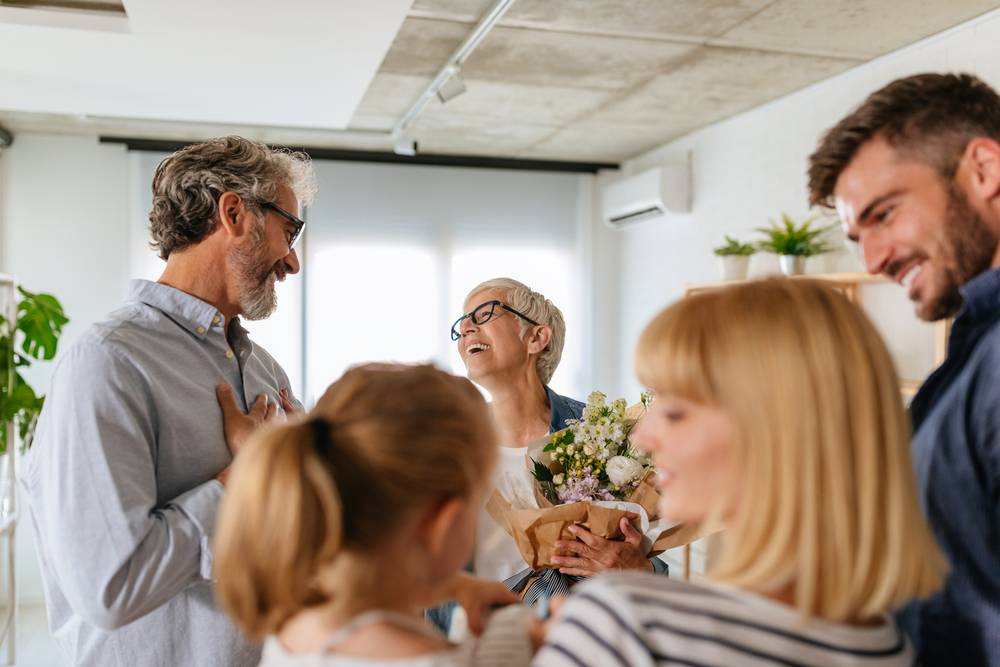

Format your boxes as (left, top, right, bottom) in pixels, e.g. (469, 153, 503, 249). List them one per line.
(465, 277, 565, 385)
(635, 278, 943, 622)
(214, 363, 496, 640)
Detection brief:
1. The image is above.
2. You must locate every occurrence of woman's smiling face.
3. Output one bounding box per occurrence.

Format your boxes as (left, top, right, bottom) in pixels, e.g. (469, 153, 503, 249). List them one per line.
(456, 289, 532, 384)
(631, 393, 739, 524)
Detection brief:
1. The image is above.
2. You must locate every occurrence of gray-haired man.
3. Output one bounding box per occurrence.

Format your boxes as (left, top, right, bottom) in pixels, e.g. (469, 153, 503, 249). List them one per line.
(23, 136, 316, 666)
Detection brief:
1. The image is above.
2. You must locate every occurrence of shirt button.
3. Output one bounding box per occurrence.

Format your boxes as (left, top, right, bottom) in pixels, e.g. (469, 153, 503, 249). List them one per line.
(212, 315, 222, 325)
(225, 350, 234, 359)
(196, 326, 206, 334)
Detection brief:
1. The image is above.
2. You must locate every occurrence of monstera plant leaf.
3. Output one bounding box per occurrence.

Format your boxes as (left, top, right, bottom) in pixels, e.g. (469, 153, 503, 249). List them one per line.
(16, 287, 68, 361)
(0, 286, 68, 453)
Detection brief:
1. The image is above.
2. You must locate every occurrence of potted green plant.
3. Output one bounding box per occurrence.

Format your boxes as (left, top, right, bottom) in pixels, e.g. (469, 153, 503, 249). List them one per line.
(0, 283, 66, 647)
(1, 286, 69, 454)
(713, 235, 756, 281)
(755, 213, 837, 275)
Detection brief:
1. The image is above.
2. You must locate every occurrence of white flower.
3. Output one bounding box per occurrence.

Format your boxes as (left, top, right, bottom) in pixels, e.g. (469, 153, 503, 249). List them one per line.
(583, 444, 594, 456)
(553, 473, 564, 485)
(606, 456, 643, 486)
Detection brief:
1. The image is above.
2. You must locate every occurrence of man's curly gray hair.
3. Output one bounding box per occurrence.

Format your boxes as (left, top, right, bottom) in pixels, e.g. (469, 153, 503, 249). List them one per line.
(149, 136, 317, 260)
(465, 277, 566, 385)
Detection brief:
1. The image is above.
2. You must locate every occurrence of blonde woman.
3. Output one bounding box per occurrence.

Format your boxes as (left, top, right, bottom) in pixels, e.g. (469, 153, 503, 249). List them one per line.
(537, 278, 944, 666)
(215, 364, 534, 667)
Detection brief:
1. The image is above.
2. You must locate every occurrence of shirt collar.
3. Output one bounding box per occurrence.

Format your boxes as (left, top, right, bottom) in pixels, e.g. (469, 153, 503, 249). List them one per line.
(545, 385, 574, 433)
(957, 265, 1000, 323)
(128, 279, 227, 339)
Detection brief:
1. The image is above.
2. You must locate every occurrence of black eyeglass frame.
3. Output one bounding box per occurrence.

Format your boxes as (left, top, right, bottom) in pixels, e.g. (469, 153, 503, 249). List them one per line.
(260, 201, 306, 250)
(450, 299, 541, 341)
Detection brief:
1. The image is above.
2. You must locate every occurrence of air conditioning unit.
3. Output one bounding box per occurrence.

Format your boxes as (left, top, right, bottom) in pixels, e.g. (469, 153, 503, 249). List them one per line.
(600, 163, 691, 228)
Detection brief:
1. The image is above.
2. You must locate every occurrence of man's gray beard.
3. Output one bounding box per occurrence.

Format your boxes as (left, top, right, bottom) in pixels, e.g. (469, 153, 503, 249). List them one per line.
(922, 183, 998, 321)
(229, 222, 279, 321)
(240, 273, 278, 321)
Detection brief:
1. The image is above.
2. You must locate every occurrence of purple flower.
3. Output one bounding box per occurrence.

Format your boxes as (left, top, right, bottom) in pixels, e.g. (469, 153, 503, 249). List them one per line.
(556, 471, 604, 503)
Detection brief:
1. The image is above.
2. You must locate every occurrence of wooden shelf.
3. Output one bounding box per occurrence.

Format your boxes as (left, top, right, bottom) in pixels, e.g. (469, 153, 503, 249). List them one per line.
(685, 272, 890, 294)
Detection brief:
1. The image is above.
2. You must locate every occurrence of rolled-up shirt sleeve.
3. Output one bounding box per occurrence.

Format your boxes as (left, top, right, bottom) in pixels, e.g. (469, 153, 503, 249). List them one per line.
(27, 341, 222, 631)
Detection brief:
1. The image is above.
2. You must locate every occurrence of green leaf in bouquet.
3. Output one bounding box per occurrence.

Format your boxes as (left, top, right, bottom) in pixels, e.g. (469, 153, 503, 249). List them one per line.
(530, 457, 553, 483)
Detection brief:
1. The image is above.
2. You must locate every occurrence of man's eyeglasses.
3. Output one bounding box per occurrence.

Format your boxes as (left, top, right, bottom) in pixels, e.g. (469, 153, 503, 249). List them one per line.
(450, 300, 540, 341)
(260, 201, 305, 250)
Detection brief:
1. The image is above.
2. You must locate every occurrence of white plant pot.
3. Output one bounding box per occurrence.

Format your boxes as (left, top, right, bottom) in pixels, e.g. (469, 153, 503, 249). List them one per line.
(778, 255, 806, 276)
(718, 256, 750, 282)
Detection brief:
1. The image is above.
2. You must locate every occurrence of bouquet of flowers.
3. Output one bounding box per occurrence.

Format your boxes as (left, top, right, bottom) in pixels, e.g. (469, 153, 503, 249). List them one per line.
(485, 391, 678, 571)
(531, 391, 653, 505)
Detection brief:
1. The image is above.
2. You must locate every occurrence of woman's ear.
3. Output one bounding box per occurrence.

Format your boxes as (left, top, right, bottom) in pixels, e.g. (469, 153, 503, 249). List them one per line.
(526, 325, 552, 355)
(419, 496, 468, 557)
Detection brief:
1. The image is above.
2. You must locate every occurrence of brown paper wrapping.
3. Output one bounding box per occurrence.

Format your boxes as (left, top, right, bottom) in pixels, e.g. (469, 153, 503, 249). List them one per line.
(488, 411, 705, 570)
(486, 491, 640, 569)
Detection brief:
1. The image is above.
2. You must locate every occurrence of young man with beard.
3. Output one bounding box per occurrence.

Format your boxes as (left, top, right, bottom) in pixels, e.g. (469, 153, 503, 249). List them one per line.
(22, 136, 316, 667)
(808, 73, 1000, 666)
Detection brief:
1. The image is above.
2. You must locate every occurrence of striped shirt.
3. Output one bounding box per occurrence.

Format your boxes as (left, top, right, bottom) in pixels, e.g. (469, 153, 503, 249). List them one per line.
(535, 573, 913, 667)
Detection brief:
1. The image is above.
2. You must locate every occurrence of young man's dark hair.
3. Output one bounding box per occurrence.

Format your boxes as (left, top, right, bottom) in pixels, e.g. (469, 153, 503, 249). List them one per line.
(808, 72, 1000, 207)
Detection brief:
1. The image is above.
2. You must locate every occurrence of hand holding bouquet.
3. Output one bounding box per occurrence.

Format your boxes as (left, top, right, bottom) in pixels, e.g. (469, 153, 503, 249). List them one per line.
(486, 391, 676, 571)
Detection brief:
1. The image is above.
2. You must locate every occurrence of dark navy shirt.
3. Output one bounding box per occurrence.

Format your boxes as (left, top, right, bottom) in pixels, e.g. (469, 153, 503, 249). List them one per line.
(896, 266, 1000, 666)
(545, 384, 585, 432)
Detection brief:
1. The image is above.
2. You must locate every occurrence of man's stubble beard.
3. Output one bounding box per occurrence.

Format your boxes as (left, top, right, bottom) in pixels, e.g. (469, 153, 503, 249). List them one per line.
(919, 183, 998, 321)
(229, 220, 285, 321)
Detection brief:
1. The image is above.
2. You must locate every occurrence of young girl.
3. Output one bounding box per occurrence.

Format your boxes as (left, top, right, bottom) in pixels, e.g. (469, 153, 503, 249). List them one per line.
(537, 278, 945, 666)
(215, 363, 534, 666)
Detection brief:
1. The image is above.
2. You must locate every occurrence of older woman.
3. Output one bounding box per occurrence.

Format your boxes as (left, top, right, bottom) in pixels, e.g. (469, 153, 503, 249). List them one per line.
(536, 278, 943, 666)
(451, 277, 664, 609)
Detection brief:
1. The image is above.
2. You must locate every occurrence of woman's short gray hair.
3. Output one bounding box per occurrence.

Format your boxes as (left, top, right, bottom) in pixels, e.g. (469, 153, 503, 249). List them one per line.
(466, 277, 566, 385)
(149, 136, 317, 260)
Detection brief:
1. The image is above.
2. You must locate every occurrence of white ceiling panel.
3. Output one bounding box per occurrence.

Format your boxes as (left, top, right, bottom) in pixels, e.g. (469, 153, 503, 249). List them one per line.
(0, 0, 413, 128)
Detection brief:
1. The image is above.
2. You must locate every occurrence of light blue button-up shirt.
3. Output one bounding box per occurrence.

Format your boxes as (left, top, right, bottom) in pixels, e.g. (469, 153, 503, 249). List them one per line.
(23, 279, 301, 667)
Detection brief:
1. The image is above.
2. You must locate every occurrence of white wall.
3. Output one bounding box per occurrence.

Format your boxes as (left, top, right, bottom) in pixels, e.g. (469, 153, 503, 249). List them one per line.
(596, 8, 1000, 398)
